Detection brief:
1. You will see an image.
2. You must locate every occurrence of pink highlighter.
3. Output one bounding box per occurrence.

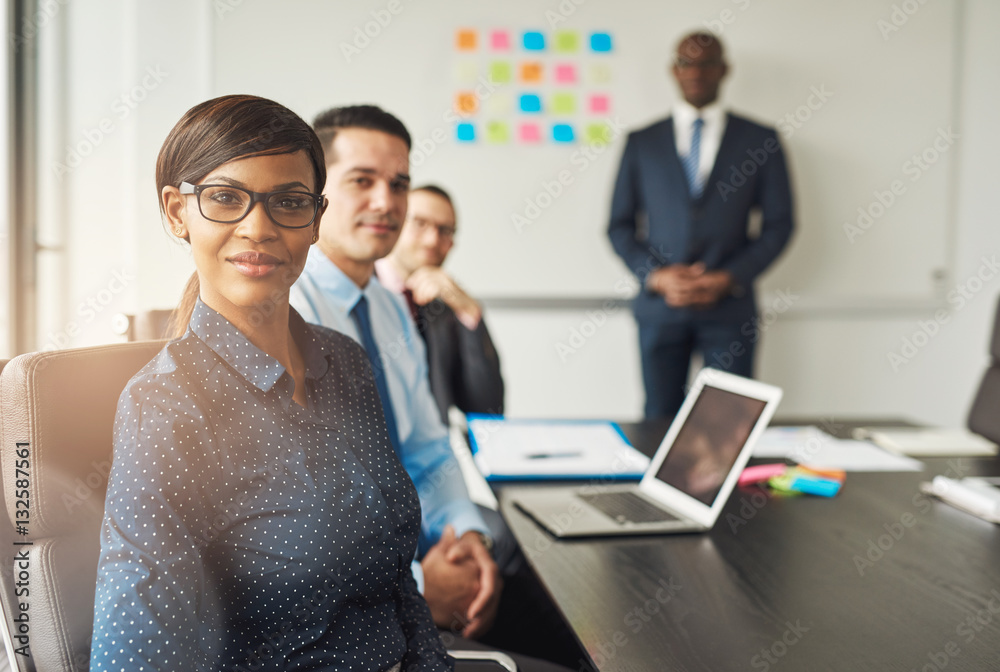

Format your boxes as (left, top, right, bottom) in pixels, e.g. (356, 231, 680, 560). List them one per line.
(738, 463, 787, 486)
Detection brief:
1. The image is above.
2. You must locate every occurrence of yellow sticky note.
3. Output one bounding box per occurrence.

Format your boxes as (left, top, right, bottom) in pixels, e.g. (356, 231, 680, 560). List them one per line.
(454, 61, 478, 85)
(589, 63, 612, 84)
(552, 92, 576, 115)
(485, 92, 513, 116)
(486, 121, 510, 144)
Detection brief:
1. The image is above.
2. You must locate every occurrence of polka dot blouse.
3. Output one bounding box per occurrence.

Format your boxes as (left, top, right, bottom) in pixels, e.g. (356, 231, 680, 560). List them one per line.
(90, 299, 454, 671)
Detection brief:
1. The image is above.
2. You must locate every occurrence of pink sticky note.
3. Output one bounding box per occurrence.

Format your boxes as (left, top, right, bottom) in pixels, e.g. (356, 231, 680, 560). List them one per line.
(589, 94, 610, 114)
(554, 63, 577, 84)
(519, 123, 541, 143)
(491, 30, 510, 50)
(738, 463, 787, 486)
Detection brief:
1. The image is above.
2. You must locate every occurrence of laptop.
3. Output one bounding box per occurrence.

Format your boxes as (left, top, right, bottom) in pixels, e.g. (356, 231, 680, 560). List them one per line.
(512, 369, 782, 537)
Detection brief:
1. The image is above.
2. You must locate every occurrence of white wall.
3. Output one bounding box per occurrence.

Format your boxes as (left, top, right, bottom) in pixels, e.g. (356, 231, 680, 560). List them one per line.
(494, 0, 1000, 425)
(33, 0, 1000, 427)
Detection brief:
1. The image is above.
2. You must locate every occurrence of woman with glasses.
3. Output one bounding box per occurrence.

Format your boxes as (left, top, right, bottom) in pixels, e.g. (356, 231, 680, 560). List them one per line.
(90, 95, 452, 671)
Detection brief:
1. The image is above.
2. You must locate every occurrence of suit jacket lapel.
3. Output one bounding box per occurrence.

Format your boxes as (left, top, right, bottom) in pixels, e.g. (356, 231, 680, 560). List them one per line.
(659, 118, 689, 194)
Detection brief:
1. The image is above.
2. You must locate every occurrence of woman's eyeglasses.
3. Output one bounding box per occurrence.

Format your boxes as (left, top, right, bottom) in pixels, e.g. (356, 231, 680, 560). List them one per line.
(179, 181, 324, 229)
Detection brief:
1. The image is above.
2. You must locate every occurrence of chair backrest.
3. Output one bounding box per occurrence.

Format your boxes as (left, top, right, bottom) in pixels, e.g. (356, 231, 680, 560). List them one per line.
(0, 341, 165, 672)
(968, 295, 1000, 444)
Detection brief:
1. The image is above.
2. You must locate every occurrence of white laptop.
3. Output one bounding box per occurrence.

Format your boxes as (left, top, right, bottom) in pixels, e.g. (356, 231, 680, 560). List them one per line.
(512, 369, 782, 537)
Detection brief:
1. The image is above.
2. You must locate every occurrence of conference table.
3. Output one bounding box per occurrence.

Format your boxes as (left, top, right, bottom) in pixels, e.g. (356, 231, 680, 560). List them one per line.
(496, 419, 1000, 672)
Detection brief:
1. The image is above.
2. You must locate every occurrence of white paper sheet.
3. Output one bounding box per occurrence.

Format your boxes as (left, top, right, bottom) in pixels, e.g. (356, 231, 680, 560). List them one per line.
(753, 426, 924, 472)
(468, 418, 650, 480)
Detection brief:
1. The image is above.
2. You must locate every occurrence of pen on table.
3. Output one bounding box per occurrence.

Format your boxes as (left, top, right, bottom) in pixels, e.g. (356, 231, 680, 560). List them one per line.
(525, 452, 583, 459)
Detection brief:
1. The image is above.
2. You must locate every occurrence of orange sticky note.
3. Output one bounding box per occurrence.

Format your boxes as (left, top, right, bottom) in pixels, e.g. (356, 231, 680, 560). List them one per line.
(455, 92, 478, 115)
(456, 29, 477, 51)
(520, 61, 543, 83)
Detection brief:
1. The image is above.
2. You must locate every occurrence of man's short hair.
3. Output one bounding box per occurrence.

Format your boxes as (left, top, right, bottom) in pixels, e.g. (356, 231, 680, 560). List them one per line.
(411, 184, 453, 207)
(312, 104, 412, 164)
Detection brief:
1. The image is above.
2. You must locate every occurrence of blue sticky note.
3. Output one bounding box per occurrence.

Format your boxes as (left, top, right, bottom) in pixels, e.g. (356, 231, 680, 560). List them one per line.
(456, 123, 476, 142)
(519, 94, 542, 113)
(523, 31, 546, 51)
(590, 32, 612, 53)
(552, 124, 575, 143)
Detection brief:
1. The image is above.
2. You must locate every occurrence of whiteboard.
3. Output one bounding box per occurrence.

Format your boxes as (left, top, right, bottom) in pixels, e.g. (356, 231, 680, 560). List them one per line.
(211, 0, 958, 303)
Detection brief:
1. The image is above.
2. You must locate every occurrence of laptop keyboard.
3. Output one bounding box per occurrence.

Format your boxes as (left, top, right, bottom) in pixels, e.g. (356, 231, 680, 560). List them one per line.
(578, 491, 680, 525)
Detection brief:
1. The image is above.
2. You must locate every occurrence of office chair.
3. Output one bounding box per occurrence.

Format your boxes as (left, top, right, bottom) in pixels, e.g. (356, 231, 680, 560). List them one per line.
(968, 295, 1000, 445)
(0, 343, 515, 671)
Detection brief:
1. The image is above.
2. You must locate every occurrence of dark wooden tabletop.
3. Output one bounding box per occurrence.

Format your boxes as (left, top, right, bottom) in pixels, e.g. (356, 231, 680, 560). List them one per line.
(497, 420, 1000, 672)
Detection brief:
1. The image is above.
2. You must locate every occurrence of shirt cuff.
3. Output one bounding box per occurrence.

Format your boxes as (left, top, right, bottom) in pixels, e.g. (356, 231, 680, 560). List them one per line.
(411, 558, 425, 594)
(456, 309, 481, 332)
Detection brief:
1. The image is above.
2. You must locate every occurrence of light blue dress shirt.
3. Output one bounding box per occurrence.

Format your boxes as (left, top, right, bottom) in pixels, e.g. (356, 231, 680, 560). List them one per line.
(290, 246, 489, 591)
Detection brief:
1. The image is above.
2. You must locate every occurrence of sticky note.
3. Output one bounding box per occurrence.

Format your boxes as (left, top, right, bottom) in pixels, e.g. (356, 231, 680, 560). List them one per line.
(520, 62, 543, 83)
(519, 123, 541, 143)
(554, 63, 577, 84)
(489, 61, 512, 84)
(454, 61, 479, 85)
(456, 123, 476, 142)
(584, 123, 612, 145)
(590, 32, 612, 52)
(486, 121, 510, 144)
(554, 31, 579, 52)
(588, 64, 612, 84)
(485, 92, 513, 115)
(523, 31, 545, 51)
(589, 94, 610, 114)
(552, 92, 576, 115)
(552, 124, 575, 143)
(490, 30, 510, 50)
(455, 92, 478, 115)
(456, 29, 478, 51)
(519, 94, 542, 113)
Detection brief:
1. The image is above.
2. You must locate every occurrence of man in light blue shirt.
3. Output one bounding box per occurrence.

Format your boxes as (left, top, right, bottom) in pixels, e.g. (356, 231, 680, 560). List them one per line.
(289, 105, 501, 640)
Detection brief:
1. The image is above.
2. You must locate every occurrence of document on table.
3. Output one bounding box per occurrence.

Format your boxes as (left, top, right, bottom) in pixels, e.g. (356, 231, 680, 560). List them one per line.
(852, 427, 998, 457)
(467, 416, 650, 481)
(753, 426, 924, 472)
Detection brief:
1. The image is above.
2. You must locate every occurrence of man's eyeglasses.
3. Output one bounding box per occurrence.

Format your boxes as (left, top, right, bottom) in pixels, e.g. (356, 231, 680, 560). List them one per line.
(410, 216, 456, 240)
(179, 182, 324, 230)
(674, 58, 725, 71)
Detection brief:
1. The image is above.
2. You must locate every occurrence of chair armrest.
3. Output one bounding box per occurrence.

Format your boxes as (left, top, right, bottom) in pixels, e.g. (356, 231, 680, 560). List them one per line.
(448, 649, 518, 671)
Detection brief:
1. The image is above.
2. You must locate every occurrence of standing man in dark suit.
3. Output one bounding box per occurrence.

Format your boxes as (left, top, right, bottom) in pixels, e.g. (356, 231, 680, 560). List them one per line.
(608, 31, 794, 420)
(377, 185, 504, 425)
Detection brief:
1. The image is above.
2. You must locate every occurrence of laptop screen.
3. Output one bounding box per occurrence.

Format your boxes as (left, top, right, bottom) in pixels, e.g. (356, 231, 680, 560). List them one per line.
(653, 385, 767, 506)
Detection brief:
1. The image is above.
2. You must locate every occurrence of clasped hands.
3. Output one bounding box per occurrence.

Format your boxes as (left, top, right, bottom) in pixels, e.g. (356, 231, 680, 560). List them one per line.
(406, 267, 482, 330)
(647, 263, 734, 309)
(421, 525, 502, 639)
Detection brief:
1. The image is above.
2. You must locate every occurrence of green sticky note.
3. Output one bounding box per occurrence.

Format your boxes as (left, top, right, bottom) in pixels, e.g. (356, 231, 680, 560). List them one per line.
(489, 61, 512, 84)
(486, 121, 510, 144)
(552, 92, 576, 115)
(585, 123, 612, 145)
(554, 30, 580, 52)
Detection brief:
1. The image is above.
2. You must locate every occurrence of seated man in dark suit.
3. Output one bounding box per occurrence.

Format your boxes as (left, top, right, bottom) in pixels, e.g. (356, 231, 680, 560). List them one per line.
(376, 185, 505, 425)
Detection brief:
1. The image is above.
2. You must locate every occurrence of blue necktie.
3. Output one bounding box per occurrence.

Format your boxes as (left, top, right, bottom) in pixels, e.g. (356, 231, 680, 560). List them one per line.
(351, 296, 402, 456)
(683, 117, 704, 197)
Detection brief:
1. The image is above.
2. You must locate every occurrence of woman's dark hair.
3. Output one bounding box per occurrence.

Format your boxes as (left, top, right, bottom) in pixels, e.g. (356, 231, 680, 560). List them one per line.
(159, 95, 326, 338)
